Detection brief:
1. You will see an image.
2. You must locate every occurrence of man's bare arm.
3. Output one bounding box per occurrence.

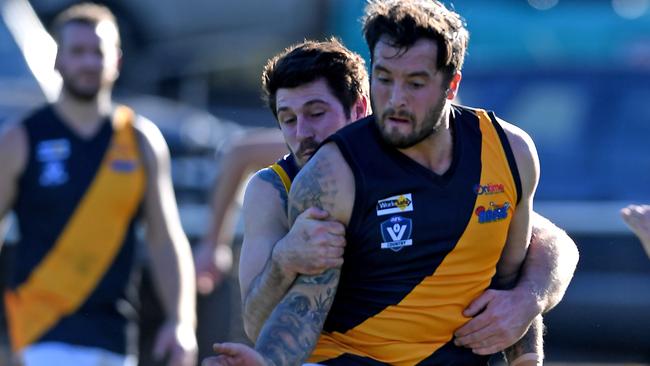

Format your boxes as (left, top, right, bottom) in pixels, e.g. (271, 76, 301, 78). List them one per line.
(252, 143, 354, 365)
(504, 316, 543, 366)
(518, 212, 579, 313)
(239, 167, 346, 341)
(0, 123, 28, 251)
(136, 117, 197, 365)
(239, 169, 295, 341)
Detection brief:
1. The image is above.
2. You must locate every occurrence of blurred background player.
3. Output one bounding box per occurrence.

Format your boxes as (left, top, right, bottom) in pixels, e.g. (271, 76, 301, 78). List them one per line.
(0, 3, 196, 366)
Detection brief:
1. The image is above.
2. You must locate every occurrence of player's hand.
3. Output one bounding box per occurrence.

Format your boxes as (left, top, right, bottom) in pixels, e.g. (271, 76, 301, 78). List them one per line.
(153, 320, 198, 366)
(201, 343, 266, 366)
(194, 242, 233, 295)
(453, 288, 541, 355)
(273, 207, 346, 275)
(621, 204, 650, 256)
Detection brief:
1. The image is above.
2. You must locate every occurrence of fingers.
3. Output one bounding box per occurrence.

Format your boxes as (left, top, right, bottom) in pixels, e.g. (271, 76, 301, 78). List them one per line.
(300, 207, 346, 236)
(212, 343, 240, 356)
(456, 322, 509, 355)
(325, 221, 346, 236)
(621, 205, 650, 232)
(467, 334, 507, 355)
(455, 320, 497, 349)
(462, 290, 494, 318)
(325, 233, 346, 249)
(301, 207, 330, 220)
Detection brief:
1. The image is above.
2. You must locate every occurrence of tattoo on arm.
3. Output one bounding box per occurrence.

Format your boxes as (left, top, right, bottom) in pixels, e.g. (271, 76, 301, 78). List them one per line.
(255, 269, 341, 366)
(255, 151, 343, 365)
(242, 253, 292, 341)
(505, 315, 544, 363)
(258, 168, 289, 216)
(288, 155, 338, 224)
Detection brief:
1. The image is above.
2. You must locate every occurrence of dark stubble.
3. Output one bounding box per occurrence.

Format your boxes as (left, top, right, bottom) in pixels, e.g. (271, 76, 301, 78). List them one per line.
(374, 95, 447, 149)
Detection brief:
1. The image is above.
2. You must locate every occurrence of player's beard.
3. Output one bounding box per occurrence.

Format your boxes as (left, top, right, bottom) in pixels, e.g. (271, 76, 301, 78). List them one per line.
(375, 95, 447, 149)
(60, 72, 102, 101)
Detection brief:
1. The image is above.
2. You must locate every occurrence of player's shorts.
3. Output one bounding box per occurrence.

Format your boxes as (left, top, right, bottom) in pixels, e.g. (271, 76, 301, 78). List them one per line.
(21, 342, 136, 366)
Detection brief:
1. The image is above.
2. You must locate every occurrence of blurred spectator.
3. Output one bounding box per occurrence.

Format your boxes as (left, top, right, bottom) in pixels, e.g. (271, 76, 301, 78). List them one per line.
(621, 204, 650, 258)
(0, 3, 196, 366)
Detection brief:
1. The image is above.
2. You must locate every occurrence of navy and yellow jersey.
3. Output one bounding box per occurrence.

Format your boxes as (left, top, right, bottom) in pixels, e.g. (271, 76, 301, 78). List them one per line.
(268, 153, 300, 195)
(309, 105, 521, 366)
(6, 104, 145, 354)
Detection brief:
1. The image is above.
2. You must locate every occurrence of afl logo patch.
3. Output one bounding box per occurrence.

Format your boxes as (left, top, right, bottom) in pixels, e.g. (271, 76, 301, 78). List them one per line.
(376, 193, 414, 216)
(380, 216, 413, 252)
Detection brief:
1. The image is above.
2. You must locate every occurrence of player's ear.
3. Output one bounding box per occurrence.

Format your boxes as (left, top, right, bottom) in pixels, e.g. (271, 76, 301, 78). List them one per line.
(352, 95, 370, 120)
(446, 72, 462, 100)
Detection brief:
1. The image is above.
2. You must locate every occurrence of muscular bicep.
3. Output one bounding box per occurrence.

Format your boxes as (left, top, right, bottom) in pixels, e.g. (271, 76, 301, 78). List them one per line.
(496, 120, 540, 286)
(248, 143, 355, 362)
(238, 170, 290, 298)
(288, 143, 354, 226)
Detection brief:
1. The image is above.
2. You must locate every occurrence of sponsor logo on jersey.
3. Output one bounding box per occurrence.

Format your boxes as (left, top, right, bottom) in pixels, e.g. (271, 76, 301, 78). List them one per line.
(380, 215, 413, 251)
(473, 183, 505, 195)
(376, 193, 413, 216)
(111, 160, 138, 172)
(109, 143, 138, 172)
(37, 139, 70, 162)
(475, 201, 510, 224)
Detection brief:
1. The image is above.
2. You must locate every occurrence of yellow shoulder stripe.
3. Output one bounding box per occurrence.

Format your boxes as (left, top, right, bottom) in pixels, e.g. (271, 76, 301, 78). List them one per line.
(269, 163, 291, 194)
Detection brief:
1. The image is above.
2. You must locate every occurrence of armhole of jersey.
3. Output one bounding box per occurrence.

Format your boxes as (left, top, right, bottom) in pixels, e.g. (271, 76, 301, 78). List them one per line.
(269, 163, 291, 195)
(117, 106, 148, 220)
(488, 111, 522, 206)
(322, 134, 365, 232)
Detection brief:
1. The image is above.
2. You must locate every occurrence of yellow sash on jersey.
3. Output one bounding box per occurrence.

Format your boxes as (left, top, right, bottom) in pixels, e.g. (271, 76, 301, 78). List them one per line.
(269, 163, 292, 194)
(310, 109, 519, 365)
(4, 106, 146, 351)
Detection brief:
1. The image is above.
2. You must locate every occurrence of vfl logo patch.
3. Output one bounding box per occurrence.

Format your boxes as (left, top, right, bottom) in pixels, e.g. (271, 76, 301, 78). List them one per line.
(376, 193, 413, 216)
(475, 202, 510, 224)
(380, 216, 413, 252)
(474, 183, 505, 195)
(37, 139, 70, 186)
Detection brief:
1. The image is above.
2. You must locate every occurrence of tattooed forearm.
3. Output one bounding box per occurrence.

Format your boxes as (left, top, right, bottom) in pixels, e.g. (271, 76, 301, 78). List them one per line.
(505, 315, 544, 364)
(255, 268, 341, 366)
(242, 254, 296, 341)
(258, 168, 289, 216)
(288, 153, 339, 224)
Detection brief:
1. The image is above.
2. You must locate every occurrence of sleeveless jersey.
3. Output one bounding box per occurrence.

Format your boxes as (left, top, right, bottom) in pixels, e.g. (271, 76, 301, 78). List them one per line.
(7, 105, 145, 354)
(309, 105, 521, 366)
(268, 153, 300, 195)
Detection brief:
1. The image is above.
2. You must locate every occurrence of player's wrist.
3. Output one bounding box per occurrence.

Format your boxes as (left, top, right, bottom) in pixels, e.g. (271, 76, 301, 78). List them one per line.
(270, 238, 297, 277)
(513, 280, 545, 316)
(508, 352, 542, 366)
